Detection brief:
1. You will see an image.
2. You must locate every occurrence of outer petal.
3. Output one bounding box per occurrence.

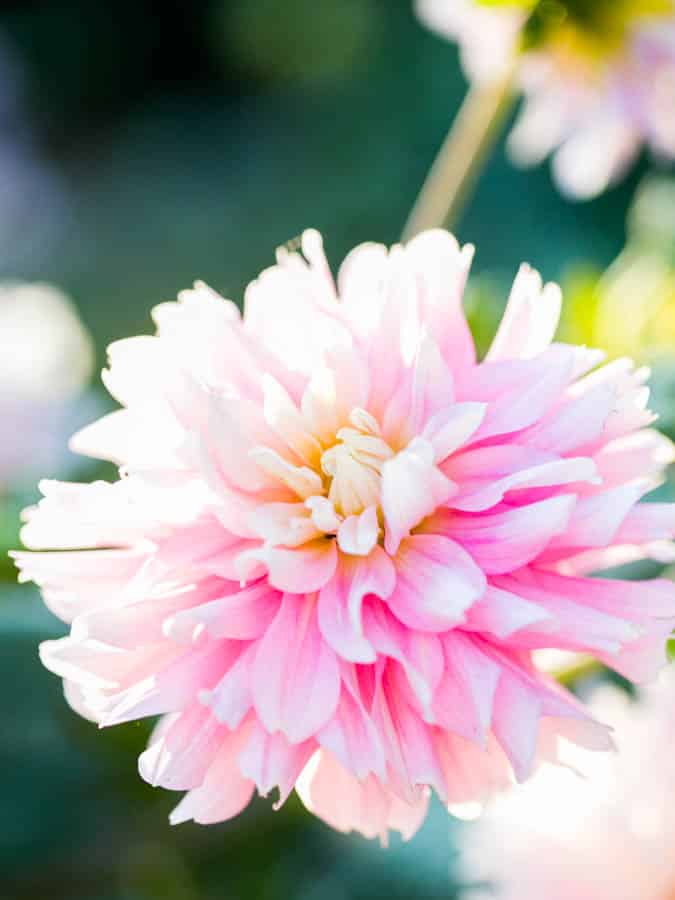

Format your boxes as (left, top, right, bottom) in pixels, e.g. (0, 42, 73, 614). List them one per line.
(486, 264, 561, 362)
(402, 229, 476, 379)
(202, 643, 256, 729)
(139, 705, 224, 790)
(457, 347, 576, 442)
(169, 722, 255, 825)
(238, 720, 315, 806)
(434, 730, 512, 807)
(297, 750, 429, 843)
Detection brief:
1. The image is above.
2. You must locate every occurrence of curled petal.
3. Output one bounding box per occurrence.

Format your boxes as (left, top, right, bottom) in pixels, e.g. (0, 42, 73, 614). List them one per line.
(381, 438, 454, 555)
(388, 535, 486, 632)
(238, 539, 338, 593)
(318, 548, 395, 663)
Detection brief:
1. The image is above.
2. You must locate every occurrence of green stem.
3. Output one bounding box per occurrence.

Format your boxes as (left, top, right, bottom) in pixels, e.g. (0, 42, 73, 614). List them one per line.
(554, 657, 605, 688)
(402, 70, 516, 241)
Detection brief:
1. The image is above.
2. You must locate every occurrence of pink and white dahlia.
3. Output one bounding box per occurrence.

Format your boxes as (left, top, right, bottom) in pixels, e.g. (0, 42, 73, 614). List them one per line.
(416, 0, 675, 198)
(463, 668, 675, 899)
(14, 229, 675, 842)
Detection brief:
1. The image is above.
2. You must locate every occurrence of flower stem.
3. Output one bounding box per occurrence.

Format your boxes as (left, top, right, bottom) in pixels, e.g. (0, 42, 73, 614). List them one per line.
(554, 657, 605, 688)
(402, 70, 517, 241)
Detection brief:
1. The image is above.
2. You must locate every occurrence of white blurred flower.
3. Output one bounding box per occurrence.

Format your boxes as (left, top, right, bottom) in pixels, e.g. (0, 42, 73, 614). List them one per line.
(417, 0, 675, 198)
(463, 667, 675, 899)
(0, 282, 94, 487)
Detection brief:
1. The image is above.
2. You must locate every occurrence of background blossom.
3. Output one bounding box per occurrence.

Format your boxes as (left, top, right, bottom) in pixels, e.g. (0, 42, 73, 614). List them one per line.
(0, 282, 93, 491)
(416, 0, 675, 197)
(14, 229, 675, 842)
(463, 668, 675, 899)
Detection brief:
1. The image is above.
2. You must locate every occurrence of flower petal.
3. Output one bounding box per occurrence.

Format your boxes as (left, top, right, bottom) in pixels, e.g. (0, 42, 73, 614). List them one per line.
(387, 534, 486, 632)
(252, 595, 341, 743)
(381, 438, 454, 555)
(318, 548, 395, 663)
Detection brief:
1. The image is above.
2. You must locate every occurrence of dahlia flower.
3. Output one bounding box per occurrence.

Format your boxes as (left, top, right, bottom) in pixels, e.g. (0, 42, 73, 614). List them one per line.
(0, 282, 93, 489)
(14, 229, 675, 842)
(416, 0, 675, 198)
(463, 667, 675, 899)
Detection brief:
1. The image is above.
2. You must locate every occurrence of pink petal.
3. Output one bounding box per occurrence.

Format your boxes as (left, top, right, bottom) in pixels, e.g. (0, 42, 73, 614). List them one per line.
(165, 582, 282, 643)
(486, 264, 561, 362)
(374, 666, 447, 800)
(491, 669, 542, 782)
(444, 494, 576, 574)
(421, 401, 486, 462)
(381, 438, 454, 554)
(464, 584, 552, 640)
(238, 720, 314, 806)
(434, 731, 512, 807)
(458, 347, 575, 442)
(363, 602, 444, 715)
(100, 642, 238, 727)
(252, 594, 341, 743)
(381, 332, 455, 441)
(202, 643, 256, 729)
(446, 448, 598, 512)
(138, 705, 224, 790)
(318, 548, 395, 663)
(317, 667, 386, 779)
(297, 750, 428, 842)
(541, 482, 650, 556)
(169, 722, 255, 825)
(432, 632, 500, 745)
(238, 539, 338, 593)
(614, 501, 675, 546)
(387, 534, 486, 632)
(403, 229, 476, 378)
(521, 382, 616, 455)
(337, 506, 379, 556)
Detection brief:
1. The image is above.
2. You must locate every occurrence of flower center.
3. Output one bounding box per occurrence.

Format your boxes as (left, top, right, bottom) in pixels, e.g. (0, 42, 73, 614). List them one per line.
(521, 0, 673, 67)
(319, 410, 394, 518)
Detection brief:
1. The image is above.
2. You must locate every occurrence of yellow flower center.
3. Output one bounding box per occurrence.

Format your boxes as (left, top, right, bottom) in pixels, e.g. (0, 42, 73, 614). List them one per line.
(319, 411, 394, 517)
(516, 0, 674, 69)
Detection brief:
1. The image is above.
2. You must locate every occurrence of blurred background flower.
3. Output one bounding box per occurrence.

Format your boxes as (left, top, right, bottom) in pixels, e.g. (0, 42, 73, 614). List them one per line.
(0, 2, 672, 899)
(0, 281, 93, 491)
(417, 0, 675, 197)
(461, 668, 675, 899)
(0, 280, 94, 567)
(560, 176, 675, 438)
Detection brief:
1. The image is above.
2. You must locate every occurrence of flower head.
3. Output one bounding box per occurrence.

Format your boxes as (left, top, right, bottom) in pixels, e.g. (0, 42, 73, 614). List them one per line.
(0, 282, 93, 489)
(417, 0, 675, 198)
(14, 229, 675, 842)
(463, 667, 675, 899)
